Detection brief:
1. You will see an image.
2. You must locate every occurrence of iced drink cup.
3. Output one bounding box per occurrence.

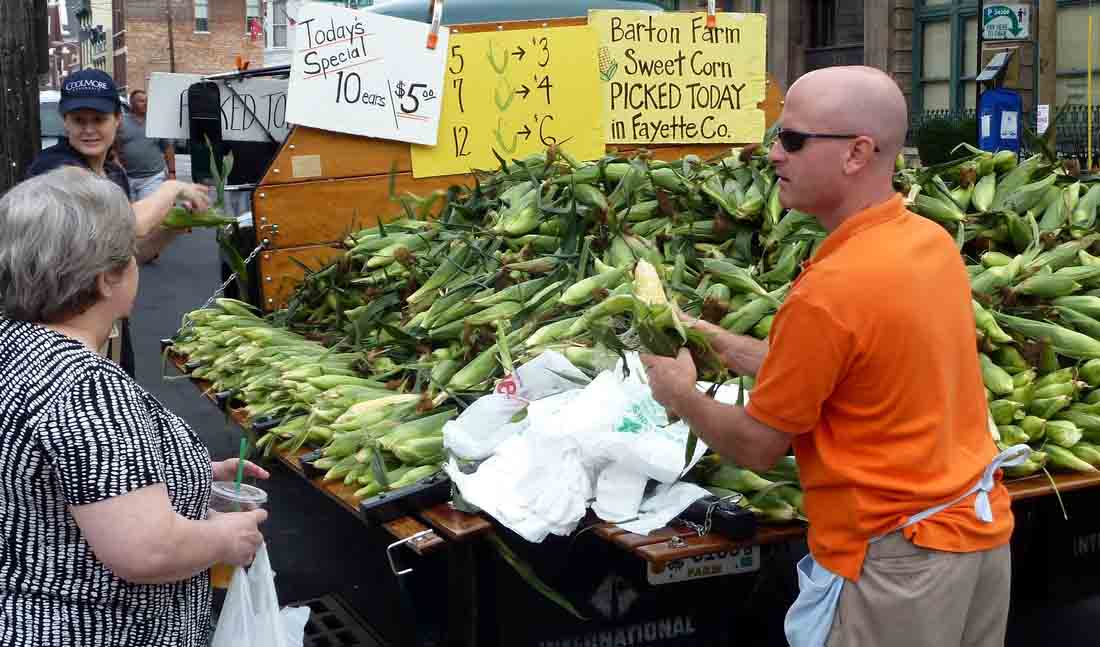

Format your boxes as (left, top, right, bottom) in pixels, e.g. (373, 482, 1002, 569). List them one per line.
(208, 481, 267, 588)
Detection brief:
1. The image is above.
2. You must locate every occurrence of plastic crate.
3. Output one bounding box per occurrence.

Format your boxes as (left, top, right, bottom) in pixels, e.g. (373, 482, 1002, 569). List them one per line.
(1032, 488, 1100, 604)
(295, 594, 389, 647)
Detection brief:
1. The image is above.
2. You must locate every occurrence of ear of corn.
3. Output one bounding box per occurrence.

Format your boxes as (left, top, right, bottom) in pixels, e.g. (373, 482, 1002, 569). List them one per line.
(973, 300, 1013, 344)
(980, 354, 1015, 395)
(990, 154, 1041, 211)
(1072, 184, 1100, 231)
(1001, 173, 1058, 214)
(972, 172, 996, 212)
(911, 193, 965, 224)
(989, 399, 1024, 425)
(1070, 442, 1100, 467)
(1046, 445, 1099, 472)
(561, 267, 629, 306)
(994, 313, 1100, 360)
(1013, 273, 1081, 298)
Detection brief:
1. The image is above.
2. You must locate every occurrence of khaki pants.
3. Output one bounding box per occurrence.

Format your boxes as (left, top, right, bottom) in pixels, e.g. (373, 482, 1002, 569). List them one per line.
(825, 532, 1011, 647)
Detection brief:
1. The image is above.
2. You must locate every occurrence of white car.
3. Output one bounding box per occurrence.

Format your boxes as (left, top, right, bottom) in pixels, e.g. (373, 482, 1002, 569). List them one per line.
(39, 90, 63, 149)
(40, 89, 130, 149)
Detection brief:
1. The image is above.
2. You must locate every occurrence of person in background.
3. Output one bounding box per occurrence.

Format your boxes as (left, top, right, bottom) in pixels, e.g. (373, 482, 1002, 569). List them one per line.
(26, 69, 211, 377)
(0, 167, 269, 647)
(27, 69, 208, 265)
(118, 88, 177, 200)
(643, 66, 1021, 647)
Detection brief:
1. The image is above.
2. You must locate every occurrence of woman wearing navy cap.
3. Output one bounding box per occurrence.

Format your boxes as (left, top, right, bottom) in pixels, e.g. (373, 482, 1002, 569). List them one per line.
(28, 69, 210, 265)
(27, 69, 213, 377)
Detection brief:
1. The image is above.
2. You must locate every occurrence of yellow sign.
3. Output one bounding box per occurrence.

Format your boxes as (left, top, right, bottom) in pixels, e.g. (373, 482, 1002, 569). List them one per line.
(589, 11, 767, 145)
(411, 26, 604, 178)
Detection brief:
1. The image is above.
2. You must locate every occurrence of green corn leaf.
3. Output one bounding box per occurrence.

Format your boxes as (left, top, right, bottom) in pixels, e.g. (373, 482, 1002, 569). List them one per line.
(217, 229, 249, 291)
(486, 533, 588, 620)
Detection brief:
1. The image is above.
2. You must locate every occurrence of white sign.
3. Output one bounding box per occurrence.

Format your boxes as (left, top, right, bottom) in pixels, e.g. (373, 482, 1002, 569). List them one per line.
(1000, 111, 1019, 140)
(146, 73, 291, 143)
(646, 546, 760, 586)
(286, 4, 449, 145)
(982, 4, 1029, 41)
(1037, 104, 1050, 135)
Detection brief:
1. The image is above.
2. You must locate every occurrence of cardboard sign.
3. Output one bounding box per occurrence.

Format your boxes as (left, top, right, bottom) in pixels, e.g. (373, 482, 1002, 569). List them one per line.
(145, 72, 290, 143)
(286, 4, 449, 146)
(410, 25, 604, 179)
(589, 11, 767, 145)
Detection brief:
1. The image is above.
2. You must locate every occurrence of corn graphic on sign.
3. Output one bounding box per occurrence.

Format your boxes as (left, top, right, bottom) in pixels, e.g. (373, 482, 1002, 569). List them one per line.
(598, 47, 618, 82)
(589, 11, 767, 145)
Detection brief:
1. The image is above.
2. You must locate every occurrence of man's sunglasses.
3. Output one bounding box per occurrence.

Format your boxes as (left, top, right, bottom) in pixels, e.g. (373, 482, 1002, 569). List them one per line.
(776, 128, 880, 153)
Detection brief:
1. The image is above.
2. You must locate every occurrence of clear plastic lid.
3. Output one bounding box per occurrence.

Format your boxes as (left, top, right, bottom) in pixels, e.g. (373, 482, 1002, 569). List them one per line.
(210, 481, 268, 508)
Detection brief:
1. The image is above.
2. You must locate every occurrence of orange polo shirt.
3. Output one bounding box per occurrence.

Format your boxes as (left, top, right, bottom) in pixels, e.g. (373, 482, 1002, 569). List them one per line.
(745, 194, 1013, 582)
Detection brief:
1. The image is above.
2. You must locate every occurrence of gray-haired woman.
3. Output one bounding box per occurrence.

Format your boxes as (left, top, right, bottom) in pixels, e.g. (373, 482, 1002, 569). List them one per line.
(0, 167, 268, 647)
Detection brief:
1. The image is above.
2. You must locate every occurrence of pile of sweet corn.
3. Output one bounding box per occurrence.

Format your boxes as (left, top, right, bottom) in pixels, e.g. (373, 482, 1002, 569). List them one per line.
(171, 136, 1100, 521)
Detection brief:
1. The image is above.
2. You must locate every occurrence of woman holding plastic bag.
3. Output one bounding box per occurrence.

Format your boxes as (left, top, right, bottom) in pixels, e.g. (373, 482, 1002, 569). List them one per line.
(211, 544, 310, 647)
(0, 168, 267, 647)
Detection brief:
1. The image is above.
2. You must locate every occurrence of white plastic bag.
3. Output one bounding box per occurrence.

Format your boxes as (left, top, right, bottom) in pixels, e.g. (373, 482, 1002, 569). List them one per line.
(443, 351, 588, 460)
(442, 393, 528, 461)
(211, 543, 310, 647)
(447, 351, 716, 542)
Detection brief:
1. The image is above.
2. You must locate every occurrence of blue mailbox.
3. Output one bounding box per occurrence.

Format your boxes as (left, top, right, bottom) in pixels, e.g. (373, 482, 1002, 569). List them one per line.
(978, 88, 1022, 154)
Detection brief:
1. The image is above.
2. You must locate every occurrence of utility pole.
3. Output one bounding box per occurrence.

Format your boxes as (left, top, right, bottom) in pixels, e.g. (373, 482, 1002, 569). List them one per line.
(1037, 0, 1057, 138)
(166, 0, 177, 72)
(0, 0, 47, 193)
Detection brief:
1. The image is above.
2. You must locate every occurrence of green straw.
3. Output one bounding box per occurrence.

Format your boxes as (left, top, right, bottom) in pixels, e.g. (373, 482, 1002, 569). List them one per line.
(234, 437, 248, 511)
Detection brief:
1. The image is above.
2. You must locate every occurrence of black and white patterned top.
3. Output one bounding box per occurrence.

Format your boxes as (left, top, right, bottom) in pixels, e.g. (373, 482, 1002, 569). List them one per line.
(0, 317, 213, 646)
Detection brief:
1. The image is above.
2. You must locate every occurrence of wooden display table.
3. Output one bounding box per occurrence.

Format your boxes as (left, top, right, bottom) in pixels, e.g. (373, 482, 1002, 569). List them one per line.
(168, 352, 1100, 568)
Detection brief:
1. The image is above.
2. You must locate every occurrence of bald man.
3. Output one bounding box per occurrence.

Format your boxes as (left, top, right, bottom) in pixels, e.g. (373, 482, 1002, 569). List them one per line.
(644, 66, 1016, 647)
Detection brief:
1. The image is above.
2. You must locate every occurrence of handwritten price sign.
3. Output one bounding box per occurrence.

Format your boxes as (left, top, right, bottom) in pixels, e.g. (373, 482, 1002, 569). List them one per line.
(410, 25, 604, 179)
(590, 11, 766, 145)
(286, 4, 449, 146)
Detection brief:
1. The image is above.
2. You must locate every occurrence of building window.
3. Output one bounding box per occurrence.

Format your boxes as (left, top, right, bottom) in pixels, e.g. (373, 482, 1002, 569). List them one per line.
(272, 0, 288, 49)
(804, 0, 863, 72)
(913, 1, 979, 115)
(810, 0, 837, 48)
(246, 0, 262, 38)
(1056, 4, 1100, 106)
(195, 0, 209, 33)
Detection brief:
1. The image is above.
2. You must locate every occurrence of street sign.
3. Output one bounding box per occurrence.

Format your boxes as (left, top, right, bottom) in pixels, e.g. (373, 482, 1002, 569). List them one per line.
(982, 3, 1030, 41)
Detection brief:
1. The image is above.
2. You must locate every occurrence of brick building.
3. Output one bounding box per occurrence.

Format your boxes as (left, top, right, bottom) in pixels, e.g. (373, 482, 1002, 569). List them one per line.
(75, 0, 112, 75)
(112, 0, 127, 91)
(123, 0, 265, 94)
(45, 0, 79, 90)
(262, 0, 376, 67)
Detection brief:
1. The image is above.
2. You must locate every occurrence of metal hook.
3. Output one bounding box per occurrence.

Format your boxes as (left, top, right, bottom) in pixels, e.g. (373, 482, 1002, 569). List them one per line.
(387, 529, 435, 576)
(426, 0, 444, 49)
